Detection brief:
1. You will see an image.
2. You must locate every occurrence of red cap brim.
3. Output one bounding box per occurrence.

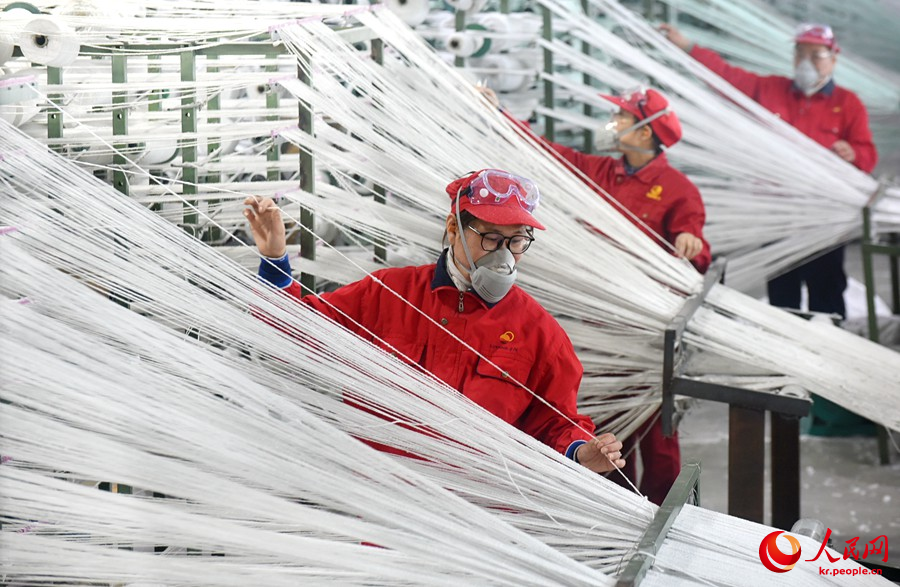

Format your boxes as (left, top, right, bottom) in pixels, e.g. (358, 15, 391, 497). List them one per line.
(459, 199, 546, 230)
(599, 93, 643, 119)
(795, 35, 837, 51)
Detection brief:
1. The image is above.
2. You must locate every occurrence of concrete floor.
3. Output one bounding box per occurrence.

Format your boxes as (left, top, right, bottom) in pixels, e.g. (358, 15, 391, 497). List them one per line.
(677, 239, 900, 571)
(679, 400, 900, 567)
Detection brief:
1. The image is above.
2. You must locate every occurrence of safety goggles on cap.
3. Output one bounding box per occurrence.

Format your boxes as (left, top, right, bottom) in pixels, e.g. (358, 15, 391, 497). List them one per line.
(461, 169, 541, 213)
(794, 23, 839, 51)
(598, 86, 682, 148)
(618, 86, 650, 112)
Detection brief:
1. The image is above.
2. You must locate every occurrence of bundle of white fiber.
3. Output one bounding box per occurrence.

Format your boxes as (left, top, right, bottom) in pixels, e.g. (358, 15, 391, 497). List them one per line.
(0, 120, 654, 575)
(0, 245, 619, 586)
(649, 0, 900, 114)
(534, 0, 900, 290)
(0, 123, 889, 587)
(267, 11, 900, 431)
(2, 5, 899, 436)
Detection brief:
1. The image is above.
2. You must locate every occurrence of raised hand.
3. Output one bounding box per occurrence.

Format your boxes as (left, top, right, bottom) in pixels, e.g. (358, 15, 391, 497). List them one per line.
(243, 196, 287, 258)
(658, 23, 693, 52)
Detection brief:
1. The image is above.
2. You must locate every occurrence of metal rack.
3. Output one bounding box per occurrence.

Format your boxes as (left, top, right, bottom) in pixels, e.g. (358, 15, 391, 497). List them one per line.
(660, 258, 812, 529)
(861, 178, 899, 466)
(614, 461, 702, 587)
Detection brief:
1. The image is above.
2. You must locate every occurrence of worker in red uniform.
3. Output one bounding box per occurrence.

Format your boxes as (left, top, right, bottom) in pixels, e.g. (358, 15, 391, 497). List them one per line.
(660, 22, 878, 319)
(481, 86, 711, 273)
(480, 86, 709, 504)
(244, 169, 625, 473)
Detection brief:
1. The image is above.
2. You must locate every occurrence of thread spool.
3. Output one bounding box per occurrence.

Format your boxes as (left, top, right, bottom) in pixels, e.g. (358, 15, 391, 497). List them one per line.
(423, 10, 455, 30)
(138, 137, 180, 166)
(472, 12, 541, 53)
(471, 13, 511, 53)
(0, 33, 14, 67)
(445, 0, 488, 13)
(384, 0, 430, 28)
(1, 7, 38, 66)
(473, 54, 532, 92)
(0, 100, 41, 127)
(446, 30, 487, 58)
(18, 16, 81, 67)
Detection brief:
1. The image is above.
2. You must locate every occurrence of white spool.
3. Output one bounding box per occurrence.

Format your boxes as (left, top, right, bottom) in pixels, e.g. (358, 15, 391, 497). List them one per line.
(0, 100, 41, 127)
(18, 16, 81, 68)
(384, 0, 430, 28)
(471, 12, 541, 53)
(0, 32, 14, 67)
(472, 13, 511, 53)
(446, 31, 484, 58)
(473, 54, 533, 92)
(138, 137, 180, 166)
(423, 10, 455, 30)
(1, 8, 36, 66)
(445, 0, 488, 13)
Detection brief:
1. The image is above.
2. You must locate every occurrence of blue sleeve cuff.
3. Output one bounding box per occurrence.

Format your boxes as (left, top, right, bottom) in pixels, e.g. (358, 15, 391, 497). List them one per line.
(566, 440, 588, 462)
(258, 253, 293, 288)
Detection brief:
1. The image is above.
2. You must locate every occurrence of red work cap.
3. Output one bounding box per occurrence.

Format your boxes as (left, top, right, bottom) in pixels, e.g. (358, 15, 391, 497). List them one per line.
(445, 169, 546, 230)
(599, 88, 683, 147)
(795, 23, 840, 52)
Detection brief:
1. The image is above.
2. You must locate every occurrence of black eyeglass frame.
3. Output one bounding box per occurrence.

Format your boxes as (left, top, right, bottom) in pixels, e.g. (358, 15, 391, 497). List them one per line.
(466, 225, 534, 254)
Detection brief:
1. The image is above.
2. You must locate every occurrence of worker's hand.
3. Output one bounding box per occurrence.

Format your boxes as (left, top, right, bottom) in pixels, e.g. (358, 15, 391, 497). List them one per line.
(574, 433, 625, 473)
(674, 232, 703, 260)
(658, 23, 692, 52)
(243, 196, 287, 258)
(832, 140, 856, 163)
(476, 84, 501, 109)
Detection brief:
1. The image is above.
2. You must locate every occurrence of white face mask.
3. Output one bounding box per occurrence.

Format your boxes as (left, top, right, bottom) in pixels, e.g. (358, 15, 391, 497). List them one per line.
(794, 59, 828, 95)
(467, 246, 517, 304)
(593, 109, 669, 154)
(453, 196, 518, 304)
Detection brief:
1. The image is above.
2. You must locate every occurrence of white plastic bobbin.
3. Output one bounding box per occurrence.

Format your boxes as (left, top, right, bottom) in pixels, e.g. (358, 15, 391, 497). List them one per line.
(18, 16, 81, 67)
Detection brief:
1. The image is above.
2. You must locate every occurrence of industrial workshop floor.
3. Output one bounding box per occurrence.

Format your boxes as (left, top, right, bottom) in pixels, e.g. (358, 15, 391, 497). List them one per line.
(677, 240, 900, 572)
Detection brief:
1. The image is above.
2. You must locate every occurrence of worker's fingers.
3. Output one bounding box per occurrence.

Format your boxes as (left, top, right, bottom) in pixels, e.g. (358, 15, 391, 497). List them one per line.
(592, 432, 621, 451)
(687, 237, 702, 259)
(675, 233, 702, 260)
(476, 85, 500, 108)
(243, 196, 280, 220)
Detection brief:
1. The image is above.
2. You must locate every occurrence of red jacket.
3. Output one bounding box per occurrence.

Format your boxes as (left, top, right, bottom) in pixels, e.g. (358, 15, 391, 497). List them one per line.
(263, 251, 596, 455)
(545, 142, 712, 273)
(690, 45, 878, 173)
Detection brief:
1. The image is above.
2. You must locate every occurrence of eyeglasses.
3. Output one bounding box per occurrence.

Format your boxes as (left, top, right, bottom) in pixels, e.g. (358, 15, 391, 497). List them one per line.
(794, 46, 833, 62)
(467, 225, 534, 254)
(463, 169, 540, 214)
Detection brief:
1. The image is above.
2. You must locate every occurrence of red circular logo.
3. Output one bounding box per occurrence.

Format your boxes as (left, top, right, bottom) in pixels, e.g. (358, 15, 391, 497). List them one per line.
(758, 530, 802, 573)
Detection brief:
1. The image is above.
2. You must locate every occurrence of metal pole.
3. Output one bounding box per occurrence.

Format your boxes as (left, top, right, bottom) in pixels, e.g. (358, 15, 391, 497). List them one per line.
(541, 5, 555, 141)
(615, 462, 701, 587)
(111, 53, 129, 196)
(180, 50, 198, 236)
(297, 55, 317, 294)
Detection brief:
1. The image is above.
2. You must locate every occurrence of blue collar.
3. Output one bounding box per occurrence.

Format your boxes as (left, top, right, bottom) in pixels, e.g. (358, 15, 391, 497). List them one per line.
(623, 159, 641, 176)
(432, 249, 456, 290)
(432, 249, 498, 308)
(793, 78, 835, 97)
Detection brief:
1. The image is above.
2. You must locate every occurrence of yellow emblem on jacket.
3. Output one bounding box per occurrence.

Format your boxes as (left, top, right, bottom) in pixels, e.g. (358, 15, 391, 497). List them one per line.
(646, 185, 663, 201)
(499, 330, 515, 343)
